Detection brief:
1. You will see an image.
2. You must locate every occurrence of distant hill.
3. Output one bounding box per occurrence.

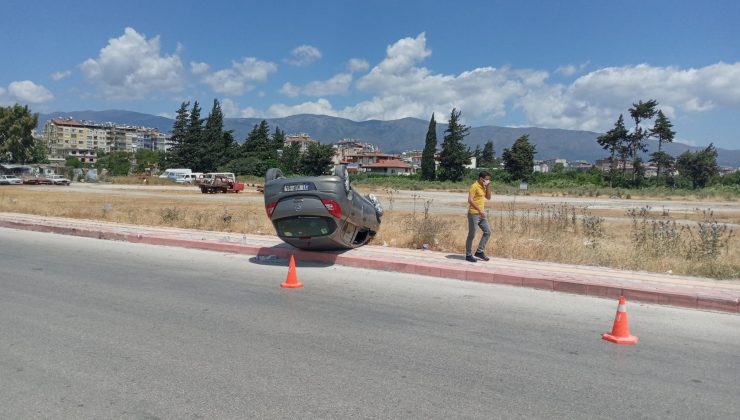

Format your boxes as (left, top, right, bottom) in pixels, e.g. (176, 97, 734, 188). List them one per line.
(37, 110, 740, 167)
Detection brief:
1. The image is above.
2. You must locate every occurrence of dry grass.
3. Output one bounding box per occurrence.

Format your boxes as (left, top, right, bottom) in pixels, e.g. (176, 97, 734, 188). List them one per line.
(1, 185, 737, 279)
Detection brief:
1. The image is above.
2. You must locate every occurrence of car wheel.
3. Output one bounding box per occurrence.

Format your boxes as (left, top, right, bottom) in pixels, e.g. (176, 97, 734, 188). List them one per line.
(334, 165, 350, 194)
(265, 168, 284, 182)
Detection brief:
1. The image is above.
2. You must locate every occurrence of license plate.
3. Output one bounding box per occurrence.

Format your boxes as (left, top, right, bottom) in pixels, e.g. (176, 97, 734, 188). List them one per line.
(283, 183, 311, 192)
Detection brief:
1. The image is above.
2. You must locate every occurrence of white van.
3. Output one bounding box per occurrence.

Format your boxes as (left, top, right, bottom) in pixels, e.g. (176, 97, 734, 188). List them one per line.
(159, 168, 192, 179)
(175, 172, 204, 183)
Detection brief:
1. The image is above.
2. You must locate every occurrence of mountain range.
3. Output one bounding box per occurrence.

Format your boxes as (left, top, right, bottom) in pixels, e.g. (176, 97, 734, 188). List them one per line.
(37, 110, 740, 167)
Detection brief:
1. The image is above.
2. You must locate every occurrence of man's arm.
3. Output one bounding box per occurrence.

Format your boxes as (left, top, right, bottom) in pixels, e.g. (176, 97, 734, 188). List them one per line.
(485, 184, 492, 200)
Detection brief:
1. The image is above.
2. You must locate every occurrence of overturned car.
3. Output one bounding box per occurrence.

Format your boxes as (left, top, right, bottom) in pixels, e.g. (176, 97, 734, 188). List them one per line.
(263, 166, 383, 250)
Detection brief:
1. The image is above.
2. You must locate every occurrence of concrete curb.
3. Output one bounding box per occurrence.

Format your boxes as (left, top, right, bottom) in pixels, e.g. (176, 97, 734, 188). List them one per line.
(1, 215, 738, 313)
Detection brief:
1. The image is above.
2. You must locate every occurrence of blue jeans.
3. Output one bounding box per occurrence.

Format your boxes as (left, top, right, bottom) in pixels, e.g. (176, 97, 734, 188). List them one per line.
(466, 213, 491, 256)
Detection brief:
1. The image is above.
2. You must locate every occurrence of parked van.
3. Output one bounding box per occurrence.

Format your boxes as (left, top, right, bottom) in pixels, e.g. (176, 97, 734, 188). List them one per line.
(175, 172, 203, 183)
(159, 168, 192, 179)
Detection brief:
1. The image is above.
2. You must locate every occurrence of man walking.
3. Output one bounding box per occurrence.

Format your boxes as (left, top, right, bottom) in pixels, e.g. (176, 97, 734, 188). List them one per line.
(465, 171, 492, 262)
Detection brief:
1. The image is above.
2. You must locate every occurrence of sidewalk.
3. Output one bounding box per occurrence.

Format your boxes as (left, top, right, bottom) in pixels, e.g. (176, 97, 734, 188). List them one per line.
(1, 212, 738, 313)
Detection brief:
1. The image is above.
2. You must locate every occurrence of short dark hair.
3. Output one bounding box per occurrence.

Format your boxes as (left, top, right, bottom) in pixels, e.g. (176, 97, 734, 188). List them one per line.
(478, 171, 491, 179)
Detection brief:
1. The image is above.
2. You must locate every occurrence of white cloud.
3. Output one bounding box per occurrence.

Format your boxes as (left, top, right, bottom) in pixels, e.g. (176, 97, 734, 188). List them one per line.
(200, 57, 277, 95)
(279, 82, 301, 98)
(555, 61, 589, 77)
(304, 73, 353, 96)
(8, 80, 54, 104)
(51, 70, 71, 81)
(518, 62, 740, 131)
(141, 31, 740, 142)
(80, 27, 184, 99)
(347, 58, 369, 73)
(220, 98, 262, 118)
(327, 33, 547, 123)
(268, 98, 338, 117)
(285, 45, 322, 67)
(190, 61, 210, 75)
(555, 65, 578, 76)
(280, 73, 353, 98)
(277, 32, 740, 136)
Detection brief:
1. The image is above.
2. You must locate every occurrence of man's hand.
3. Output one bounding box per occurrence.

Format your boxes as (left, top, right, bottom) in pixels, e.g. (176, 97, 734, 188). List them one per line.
(478, 210, 486, 218)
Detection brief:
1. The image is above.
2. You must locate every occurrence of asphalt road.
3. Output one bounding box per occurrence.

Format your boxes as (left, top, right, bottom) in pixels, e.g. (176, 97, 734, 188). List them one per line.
(1, 228, 739, 419)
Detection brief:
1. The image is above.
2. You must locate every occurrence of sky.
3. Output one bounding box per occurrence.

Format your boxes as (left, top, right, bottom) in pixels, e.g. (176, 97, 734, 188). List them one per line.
(1, 0, 739, 149)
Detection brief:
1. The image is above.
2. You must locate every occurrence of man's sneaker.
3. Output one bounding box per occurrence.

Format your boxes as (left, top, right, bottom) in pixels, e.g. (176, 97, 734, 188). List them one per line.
(474, 251, 490, 261)
(465, 255, 477, 263)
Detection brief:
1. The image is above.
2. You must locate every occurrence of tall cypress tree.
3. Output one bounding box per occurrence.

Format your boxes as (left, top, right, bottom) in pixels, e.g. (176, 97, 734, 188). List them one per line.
(438, 108, 471, 182)
(420, 113, 437, 181)
(480, 140, 495, 168)
(202, 99, 225, 171)
(168, 101, 190, 168)
(181, 101, 203, 170)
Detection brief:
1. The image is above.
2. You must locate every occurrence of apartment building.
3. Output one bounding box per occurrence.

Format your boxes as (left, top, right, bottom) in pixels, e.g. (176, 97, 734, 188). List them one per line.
(284, 133, 319, 154)
(42, 118, 171, 163)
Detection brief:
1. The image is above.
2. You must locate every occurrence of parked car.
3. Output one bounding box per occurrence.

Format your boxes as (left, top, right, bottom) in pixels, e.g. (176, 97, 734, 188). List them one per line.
(263, 165, 383, 250)
(23, 176, 53, 185)
(197, 172, 245, 193)
(0, 174, 22, 185)
(159, 168, 192, 179)
(48, 175, 71, 185)
(175, 172, 203, 183)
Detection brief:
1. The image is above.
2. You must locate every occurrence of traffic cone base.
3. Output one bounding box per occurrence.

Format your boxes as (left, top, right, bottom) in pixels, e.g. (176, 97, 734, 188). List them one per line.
(602, 296, 638, 345)
(602, 332, 638, 344)
(281, 255, 303, 289)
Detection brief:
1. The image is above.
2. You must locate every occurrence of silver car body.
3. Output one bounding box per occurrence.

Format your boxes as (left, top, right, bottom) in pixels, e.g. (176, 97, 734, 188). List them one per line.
(263, 166, 382, 250)
(0, 175, 22, 185)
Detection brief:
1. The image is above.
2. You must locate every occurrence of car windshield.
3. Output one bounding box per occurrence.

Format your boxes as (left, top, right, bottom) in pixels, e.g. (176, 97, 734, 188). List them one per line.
(275, 216, 336, 238)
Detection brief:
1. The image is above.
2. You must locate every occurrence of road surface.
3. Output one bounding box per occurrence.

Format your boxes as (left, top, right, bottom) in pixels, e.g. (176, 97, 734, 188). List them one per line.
(1, 228, 738, 418)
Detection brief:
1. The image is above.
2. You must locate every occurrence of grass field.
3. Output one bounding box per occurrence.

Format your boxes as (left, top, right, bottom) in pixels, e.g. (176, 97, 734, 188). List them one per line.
(1, 181, 737, 279)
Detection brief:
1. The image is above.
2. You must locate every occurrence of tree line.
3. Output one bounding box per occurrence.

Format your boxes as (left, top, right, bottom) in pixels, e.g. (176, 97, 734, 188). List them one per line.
(0, 101, 732, 189)
(162, 99, 336, 177)
(596, 99, 720, 188)
(419, 101, 726, 190)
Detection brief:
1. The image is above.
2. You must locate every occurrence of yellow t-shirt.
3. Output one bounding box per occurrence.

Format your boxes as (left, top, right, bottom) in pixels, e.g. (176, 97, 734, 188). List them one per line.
(468, 181, 487, 214)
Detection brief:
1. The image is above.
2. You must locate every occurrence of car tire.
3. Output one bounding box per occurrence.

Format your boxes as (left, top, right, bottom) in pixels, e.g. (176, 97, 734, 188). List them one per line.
(334, 165, 350, 194)
(265, 168, 284, 182)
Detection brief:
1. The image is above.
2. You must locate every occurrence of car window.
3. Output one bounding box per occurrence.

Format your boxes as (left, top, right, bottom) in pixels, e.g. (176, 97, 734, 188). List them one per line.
(275, 216, 336, 237)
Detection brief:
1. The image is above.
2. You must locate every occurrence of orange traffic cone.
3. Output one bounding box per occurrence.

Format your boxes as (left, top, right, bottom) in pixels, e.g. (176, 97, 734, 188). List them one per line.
(281, 255, 303, 288)
(602, 296, 638, 344)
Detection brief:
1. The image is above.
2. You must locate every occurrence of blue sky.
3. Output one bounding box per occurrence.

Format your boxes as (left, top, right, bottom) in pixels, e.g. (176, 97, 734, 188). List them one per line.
(1, 0, 739, 149)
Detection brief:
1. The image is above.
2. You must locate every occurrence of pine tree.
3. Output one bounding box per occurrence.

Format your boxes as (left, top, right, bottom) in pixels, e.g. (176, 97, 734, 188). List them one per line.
(597, 115, 628, 187)
(240, 120, 278, 176)
(438, 108, 471, 182)
(0, 104, 40, 163)
(676, 144, 719, 188)
(168, 101, 190, 168)
(272, 126, 285, 152)
(480, 140, 495, 168)
(202, 99, 225, 171)
(502, 134, 536, 181)
(280, 142, 302, 174)
(649, 110, 675, 177)
(627, 99, 658, 182)
(181, 101, 203, 170)
(420, 113, 437, 181)
(300, 143, 335, 176)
